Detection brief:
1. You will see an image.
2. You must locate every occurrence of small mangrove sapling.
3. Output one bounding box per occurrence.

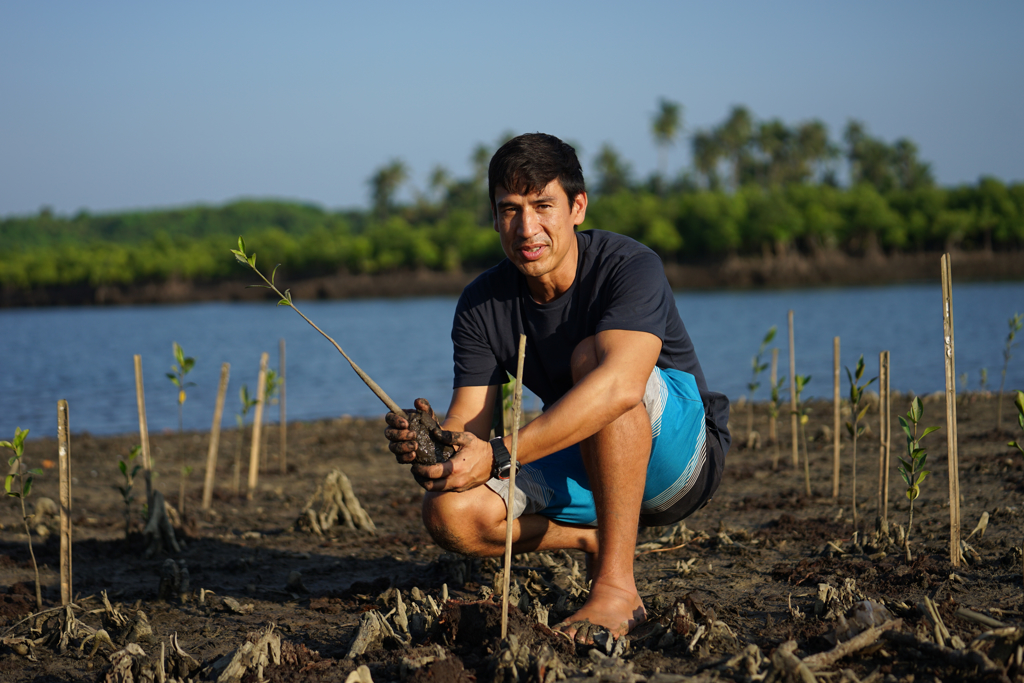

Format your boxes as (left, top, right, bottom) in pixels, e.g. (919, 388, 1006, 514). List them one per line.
(979, 368, 988, 393)
(768, 375, 786, 469)
(897, 397, 939, 561)
(167, 342, 195, 515)
(792, 374, 812, 495)
(746, 326, 777, 447)
(2, 427, 43, 610)
(117, 445, 142, 542)
(1008, 390, 1024, 455)
(998, 313, 1023, 431)
(231, 237, 452, 464)
(845, 355, 877, 529)
(234, 384, 258, 496)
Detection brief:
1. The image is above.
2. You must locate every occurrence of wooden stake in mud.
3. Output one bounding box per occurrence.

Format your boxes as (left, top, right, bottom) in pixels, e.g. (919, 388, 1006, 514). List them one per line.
(877, 351, 890, 534)
(279, 338, 287, 475)
(833, 337, 841, 499)
(133, 355, 153, 501)
(769, 348, 778, 443)
(57, 400, 73, 606)
(789, 310, 798, 467)
(501, 334, 527, 640)
(940, 254, 962, 566)
(202, 362, 231, 511)
(248, 352, 269, 499)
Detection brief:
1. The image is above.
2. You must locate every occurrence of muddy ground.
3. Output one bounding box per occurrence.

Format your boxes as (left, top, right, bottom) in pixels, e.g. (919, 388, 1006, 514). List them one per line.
(2, 392, 1023, 682)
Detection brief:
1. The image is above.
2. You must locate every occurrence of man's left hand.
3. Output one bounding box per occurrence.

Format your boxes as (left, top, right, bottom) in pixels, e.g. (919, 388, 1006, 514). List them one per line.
(412, 431, 494, 492)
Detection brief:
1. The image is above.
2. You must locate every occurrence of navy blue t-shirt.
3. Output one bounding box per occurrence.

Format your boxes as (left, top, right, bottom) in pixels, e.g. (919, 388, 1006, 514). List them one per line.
(451, 230, 729, 434)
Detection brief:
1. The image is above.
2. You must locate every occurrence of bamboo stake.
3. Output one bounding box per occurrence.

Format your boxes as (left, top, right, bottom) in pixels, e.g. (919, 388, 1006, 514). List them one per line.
(133, 355, 153, 501)
(501, 334, 527, 640)
(202, 362, 231, 511)
(789, 310, 798, 467)
(57, 400, 72, 606)
(877, 351, 890, 534)
(833, 337, 841, 498)
(940, 254, 962, 566)
(769, 348, 778, 443)
(279, 338, 287, 475)
(247, 352, 269, 499)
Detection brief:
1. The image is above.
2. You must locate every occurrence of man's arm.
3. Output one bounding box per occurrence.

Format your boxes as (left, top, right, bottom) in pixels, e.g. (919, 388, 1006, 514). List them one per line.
(415, 328, 661, 491)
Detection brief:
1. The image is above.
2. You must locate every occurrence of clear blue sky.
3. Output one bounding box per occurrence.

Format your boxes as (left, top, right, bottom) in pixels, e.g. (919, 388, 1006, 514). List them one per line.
(2, 1, 1021, 218)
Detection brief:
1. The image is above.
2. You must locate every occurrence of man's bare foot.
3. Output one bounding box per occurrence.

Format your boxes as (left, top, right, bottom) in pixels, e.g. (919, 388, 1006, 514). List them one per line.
(554, 580, 646, 643)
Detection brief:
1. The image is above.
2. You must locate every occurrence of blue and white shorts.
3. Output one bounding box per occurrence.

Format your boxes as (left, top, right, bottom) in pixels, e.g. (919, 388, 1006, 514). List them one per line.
(486, 366, 724, 528)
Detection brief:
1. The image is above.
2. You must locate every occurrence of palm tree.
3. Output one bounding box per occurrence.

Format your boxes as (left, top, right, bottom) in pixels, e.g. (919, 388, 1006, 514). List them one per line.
(691, 131, 722, 190)
(716, 105, 753, 188)
(651, 98, 683, 181)
(369, 159, 408, 218)
(594, 143, 633, 195)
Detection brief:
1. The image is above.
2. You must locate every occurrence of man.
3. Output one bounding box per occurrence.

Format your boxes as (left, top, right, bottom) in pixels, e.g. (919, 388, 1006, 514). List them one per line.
(385, 132, 729, 641)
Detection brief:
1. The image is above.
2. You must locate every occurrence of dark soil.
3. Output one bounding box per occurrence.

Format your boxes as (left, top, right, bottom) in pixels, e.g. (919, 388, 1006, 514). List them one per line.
(2, 392, 1023, 682)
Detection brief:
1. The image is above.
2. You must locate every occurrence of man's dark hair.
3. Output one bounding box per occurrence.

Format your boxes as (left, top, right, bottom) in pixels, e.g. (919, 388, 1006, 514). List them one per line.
(488, 133, 586, 214)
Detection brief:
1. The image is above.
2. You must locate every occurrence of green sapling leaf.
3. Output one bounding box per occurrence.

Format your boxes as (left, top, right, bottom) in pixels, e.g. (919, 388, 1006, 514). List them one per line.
(921, 425, 941, 439)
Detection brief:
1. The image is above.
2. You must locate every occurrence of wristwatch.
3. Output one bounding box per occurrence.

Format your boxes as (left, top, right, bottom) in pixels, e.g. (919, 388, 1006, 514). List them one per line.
(489, 437, 520, 480)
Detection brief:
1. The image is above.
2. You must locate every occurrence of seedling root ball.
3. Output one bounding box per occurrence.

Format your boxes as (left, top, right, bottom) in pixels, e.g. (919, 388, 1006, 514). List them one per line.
(408, 410, 455, 465)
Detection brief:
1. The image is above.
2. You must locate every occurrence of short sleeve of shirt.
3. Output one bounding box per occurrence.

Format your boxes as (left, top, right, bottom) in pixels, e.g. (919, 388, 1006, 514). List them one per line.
(594, 248, 675, 341)
(451, 271, 513, 388)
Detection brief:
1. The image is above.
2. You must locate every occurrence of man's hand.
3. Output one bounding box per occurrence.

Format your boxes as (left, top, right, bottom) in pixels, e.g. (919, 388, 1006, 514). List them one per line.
(411, 431, 494, 493)
(384, 398, 440, 464)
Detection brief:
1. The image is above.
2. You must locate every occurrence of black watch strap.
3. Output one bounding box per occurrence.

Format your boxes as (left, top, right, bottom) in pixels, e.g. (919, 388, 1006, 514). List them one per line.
(490, 437, 519, 480)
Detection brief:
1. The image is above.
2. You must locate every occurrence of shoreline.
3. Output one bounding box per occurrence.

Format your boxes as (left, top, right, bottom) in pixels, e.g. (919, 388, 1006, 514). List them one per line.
(2, 248, 1021, 308)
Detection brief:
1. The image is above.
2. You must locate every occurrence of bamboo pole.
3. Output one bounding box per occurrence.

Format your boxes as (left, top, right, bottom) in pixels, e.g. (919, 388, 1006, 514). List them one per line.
(247, 352, 269, 499)
(202, 362, 231, 511)
(57, 400, 72, 606)
(133, 355, 153, 502)
(940, 254, 962, 566)
(833, 337, 841, 498)
(501, 334, 527, 640)
(877, 351, 890, 534)
(279, 338, 287, 475)
(769, 348, 778, 443)
(789, 310, 798, 467)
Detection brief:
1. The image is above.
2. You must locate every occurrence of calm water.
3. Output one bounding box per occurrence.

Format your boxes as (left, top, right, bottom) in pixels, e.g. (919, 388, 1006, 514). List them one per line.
(1, 282, 1022, 438)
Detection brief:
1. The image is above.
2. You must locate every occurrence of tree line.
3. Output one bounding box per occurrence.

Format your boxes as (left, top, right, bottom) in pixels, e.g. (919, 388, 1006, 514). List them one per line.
(1, 103, 1022, 292)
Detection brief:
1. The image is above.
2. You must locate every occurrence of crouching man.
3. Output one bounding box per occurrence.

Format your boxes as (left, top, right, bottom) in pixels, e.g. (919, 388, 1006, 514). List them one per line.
(385, 133, 729, 642)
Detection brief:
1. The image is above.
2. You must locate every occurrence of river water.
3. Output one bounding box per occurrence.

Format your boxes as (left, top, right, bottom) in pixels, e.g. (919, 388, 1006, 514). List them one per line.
(1, 281, 1022, 438)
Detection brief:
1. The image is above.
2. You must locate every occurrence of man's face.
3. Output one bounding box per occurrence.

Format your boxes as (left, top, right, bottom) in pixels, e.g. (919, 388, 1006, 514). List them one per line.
(492, 179, 587, 300)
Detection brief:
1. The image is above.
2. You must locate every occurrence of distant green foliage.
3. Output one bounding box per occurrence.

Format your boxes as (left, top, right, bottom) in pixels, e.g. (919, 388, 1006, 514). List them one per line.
(3, 110, 1023, 294)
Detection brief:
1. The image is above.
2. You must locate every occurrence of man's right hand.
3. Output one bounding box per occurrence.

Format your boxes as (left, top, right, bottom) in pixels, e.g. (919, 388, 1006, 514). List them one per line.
(384, 397, 438, 464)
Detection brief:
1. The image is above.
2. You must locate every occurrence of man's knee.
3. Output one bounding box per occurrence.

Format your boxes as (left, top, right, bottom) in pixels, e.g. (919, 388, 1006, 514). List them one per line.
(570, 336, 599, 384)
(421, 490, 502, 557)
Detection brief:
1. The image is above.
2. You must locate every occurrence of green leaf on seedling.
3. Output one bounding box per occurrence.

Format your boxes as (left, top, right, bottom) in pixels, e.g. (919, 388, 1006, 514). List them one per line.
(119, 461, 128, 476)
(23, 477, 32, 497)
(857, 404, 870, 422)
(921, 425, 941, 439)
(911, 397, 923, 422)
(4, 474, 14, 495)
(916, 471, 930, 485)
(7, 456, 17, 467)
(238, 236, 246, 253)
(907, 485, 920, 501)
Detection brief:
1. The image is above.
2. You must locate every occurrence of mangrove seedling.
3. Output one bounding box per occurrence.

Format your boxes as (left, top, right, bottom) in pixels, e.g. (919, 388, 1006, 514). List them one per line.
(791, 374, 812, 496)
(167, 342, 196, 516)
(231, 236, 453, 464)
(768, 375, 786, 469)
(260, 368, 281, 470)
(979, 368, 988, 393)
(746, 326, 777, 447)
(2, 427, 43, 611)
(234, 383, 259, 496)
(117, 445, 142, 542)
(846, 355, 877, 529)
(897, 397, 939, 561)
(998, 313, 1023, 431)
(1008, 390, 1024, 456)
